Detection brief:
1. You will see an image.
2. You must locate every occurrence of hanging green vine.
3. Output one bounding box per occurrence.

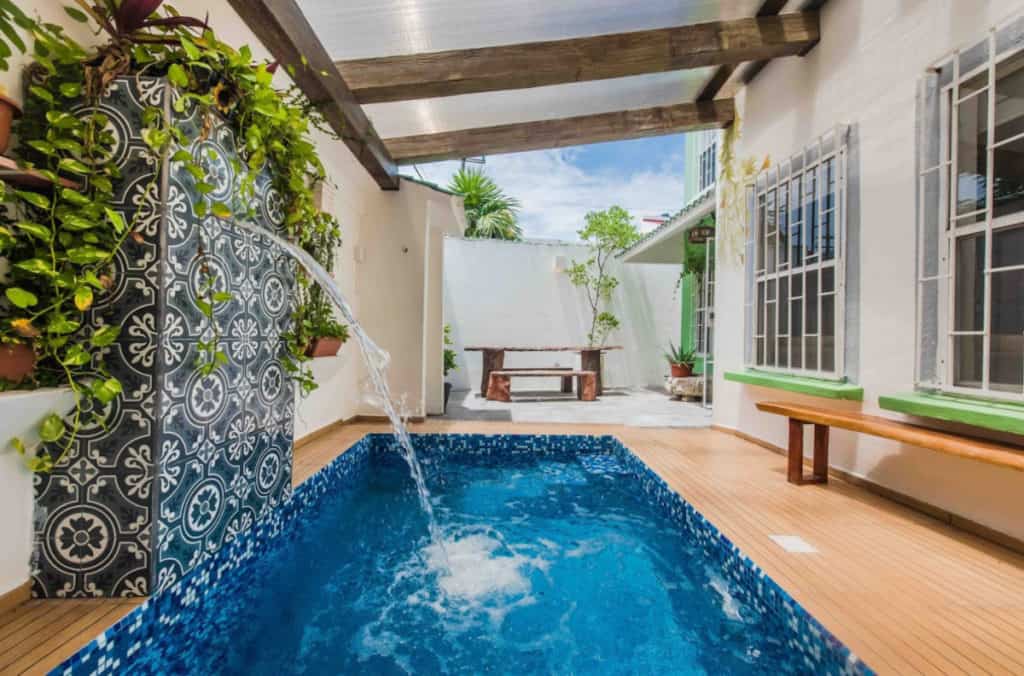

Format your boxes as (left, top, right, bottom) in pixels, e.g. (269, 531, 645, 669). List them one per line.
(0, 1, 347, 471)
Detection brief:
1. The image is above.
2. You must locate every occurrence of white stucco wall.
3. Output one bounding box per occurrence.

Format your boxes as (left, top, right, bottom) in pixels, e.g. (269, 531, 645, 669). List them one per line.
(444, 238, 680, 393)
(712, 0, 1024, 541)
(0, 1, 462, 595)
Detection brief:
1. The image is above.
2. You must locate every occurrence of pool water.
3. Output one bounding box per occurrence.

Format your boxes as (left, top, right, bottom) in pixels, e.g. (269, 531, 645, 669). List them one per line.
(59, 435, 868, 675)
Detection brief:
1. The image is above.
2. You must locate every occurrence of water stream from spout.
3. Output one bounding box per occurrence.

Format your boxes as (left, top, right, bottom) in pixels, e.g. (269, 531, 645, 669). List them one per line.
(233, 221, 446, 559)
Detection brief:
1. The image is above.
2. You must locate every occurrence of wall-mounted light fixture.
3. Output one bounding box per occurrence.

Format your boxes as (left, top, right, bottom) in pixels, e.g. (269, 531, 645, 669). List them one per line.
(553, 255, 569, 272)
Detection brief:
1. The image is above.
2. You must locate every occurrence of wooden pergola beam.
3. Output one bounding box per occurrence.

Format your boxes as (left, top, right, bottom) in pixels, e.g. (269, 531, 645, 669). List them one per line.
(336, 14, 818, 104)
(384, 100, 735, 165)
(226, 0, 399, 189)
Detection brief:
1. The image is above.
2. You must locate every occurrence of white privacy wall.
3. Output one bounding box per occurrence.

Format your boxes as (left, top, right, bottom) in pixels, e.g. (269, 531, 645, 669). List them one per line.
(444, 238, 680, 392)
(712, 0, 1024, 541)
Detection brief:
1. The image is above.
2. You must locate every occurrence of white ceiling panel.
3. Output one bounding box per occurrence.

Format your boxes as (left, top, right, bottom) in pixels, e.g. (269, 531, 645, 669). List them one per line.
(363, 69, 714, 138)
(297, 0, 766, 60)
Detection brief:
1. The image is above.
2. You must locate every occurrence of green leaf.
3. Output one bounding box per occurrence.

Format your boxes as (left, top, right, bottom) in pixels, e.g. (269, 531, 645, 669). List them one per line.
(212, 291, 232, 303)
(66, 246, 110, 264)
(83, 271, 105, 290)
(58, 157, 91, 175)
(60, 214, 96, 231)
(74, 286, 93, 311)
(61, 344, 90, 366)
(211, 202, 231, 219)
(28, 84, 53, 104)
(5, 287, 38, 308)
(14, 221, 51, 241)
(64, 5, 89, 22)
(195, 181, 215, 194)
(194, 201, 208, 218)
(180, 36, 200, 60)
(25, 454, 54, 473)
(10, 437, 26, 455)
(104, 207, 126, 233)
(52, 138, 83, 154)
(91, 377, 122, 405)
(14, 190, 50, 210)
(195, 299, 213, 317)
(60, 187, 89, 205)
(58, 81, 82, 97)
(171, 149, 192, 163)
(39, 414, 65, 443)
(167, 63, 189, 88)
(14, 258, 54, 276)
(26, 139, 56, 155)
(47, 315, 80, 335)
(90, 325, 120, 347)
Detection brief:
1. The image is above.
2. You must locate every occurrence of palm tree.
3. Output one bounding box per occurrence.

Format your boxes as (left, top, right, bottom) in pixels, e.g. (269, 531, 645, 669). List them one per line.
(448, 168, 523, 240)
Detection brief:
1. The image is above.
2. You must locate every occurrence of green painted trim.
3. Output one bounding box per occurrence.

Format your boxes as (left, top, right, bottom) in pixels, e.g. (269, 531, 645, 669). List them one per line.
(879, 392, 1024, 436)
(723, 369, 864, 400)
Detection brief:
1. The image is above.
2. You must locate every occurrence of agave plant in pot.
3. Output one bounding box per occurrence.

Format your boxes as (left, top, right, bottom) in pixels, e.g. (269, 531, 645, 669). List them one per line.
(665, 343, 696, 378)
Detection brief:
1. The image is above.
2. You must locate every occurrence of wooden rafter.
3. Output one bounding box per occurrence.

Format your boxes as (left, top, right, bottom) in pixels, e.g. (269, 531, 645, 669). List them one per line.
(225, 0, 399, 189)
(336, 14, 819, 104)
(384, 100, 735, 165)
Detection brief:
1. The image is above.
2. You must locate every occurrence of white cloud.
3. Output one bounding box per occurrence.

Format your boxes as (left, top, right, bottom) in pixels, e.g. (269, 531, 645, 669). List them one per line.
(411, 147, 684, 242)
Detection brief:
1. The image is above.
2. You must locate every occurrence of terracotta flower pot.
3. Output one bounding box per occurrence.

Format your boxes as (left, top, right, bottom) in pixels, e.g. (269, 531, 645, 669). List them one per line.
(305, 336, 343, 358)
(0, 343, 36, 383)
(670, 362, 693, 378)
(0, 94, 22, 156)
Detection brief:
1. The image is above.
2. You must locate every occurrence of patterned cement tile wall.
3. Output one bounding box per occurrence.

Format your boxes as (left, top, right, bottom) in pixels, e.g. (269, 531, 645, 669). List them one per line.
(31, 76, 294, 599)
(56, 434, 871, 675)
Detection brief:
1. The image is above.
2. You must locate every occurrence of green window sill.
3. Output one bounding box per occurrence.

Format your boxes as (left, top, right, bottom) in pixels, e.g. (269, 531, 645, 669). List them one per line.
(878, 392, 1024, 436)
(723, 369, 864, 401)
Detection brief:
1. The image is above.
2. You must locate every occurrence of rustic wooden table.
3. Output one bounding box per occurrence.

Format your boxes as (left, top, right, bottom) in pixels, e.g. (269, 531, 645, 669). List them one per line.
(464, 345, 622, 397)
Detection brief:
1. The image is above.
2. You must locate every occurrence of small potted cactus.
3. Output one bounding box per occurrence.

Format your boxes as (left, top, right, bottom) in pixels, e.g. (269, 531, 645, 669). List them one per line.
(665, 342, 696, 378)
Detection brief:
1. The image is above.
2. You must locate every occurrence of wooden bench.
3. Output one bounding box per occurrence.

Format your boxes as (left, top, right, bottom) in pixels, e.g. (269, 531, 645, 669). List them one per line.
(487, 370, 597, 402)
(756, 401, 1024, 485)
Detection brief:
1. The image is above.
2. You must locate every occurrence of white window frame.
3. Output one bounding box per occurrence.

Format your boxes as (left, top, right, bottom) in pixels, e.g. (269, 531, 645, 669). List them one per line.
(747, 126, 848, 378)
(698, 139, 717, 193)
(921, 25, 1024, 401)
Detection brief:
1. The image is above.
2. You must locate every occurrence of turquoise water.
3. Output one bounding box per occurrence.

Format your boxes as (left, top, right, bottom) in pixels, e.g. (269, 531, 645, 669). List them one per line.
(101, 441, 841, 675)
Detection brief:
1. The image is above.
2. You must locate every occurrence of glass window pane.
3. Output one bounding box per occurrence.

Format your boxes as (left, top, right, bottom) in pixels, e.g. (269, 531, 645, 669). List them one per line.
(995, 51, 1024, 143)
(779, 277, 789, 335)
(953, 335, 984, 388)
(805, 336, 819, 371)
(766, 189, 777, 273)
(822, 295, 836, 373)
(957, 92, 988, 216)
(756, 337, 765, 366)
(804, 170, 818, 259)
(790, 180, 803, 267)
(757, 282, 765, 334)
(990, 267, 1024, 393)
(823, 159, 836, 260)
(954, 234, 986, 331)
(806, 272, 819, 334)
(778, 337, 789, 369)
(756, 194, 766, 270)
(778, 183, 789, 266)
(822, 267, 835, 293)
(994, 225, 1024, 268)
(767, 303, 777, 365)
(993, 136, 1024, 219)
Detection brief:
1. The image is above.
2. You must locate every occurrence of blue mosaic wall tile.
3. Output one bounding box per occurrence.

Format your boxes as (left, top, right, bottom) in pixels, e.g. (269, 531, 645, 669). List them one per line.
(30, 76, 294, 599)
(56, 434, 871, 675)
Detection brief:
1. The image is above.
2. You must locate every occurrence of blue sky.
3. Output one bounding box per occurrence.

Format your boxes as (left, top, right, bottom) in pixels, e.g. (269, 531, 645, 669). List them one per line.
(412, 133, 687, 242)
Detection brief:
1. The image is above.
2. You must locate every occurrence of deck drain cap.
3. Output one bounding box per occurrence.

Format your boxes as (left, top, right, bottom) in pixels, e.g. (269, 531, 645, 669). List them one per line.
(769, 535, 817, 553)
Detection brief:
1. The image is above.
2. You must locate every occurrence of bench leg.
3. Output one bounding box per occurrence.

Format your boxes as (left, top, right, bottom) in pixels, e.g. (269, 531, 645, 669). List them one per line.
(561, 375, 573, 394)
(578, 374, 597, 401)
(480, 350, 504, 397)
(812, 424, 830, 483)
(788, 418, 829, 485)
(486, 374, 511, 402)
(787, 419, 805, 484)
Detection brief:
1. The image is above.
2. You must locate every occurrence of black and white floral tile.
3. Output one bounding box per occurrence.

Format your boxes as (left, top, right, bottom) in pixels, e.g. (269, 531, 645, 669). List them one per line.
(31, 76, 295, 598)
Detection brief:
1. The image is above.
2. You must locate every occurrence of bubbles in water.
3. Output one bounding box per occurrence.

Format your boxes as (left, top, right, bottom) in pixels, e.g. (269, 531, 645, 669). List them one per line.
(426, 533, 532, 600)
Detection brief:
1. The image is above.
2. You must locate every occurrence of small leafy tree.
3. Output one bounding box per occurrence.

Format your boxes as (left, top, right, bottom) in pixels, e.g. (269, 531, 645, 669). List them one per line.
(448, 167, 523, 240)
(566, 206, 641, 347)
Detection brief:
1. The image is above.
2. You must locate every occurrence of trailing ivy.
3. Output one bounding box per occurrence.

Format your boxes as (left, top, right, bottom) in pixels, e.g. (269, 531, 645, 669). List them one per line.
(0, 1, 347, 471)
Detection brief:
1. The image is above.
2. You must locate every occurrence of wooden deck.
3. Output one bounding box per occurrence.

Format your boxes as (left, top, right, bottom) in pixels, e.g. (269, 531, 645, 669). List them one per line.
(4, 420, 1024, 674)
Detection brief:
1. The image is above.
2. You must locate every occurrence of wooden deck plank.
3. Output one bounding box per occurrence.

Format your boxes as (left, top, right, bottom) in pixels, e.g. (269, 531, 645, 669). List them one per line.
(2, 419, 1023, 675)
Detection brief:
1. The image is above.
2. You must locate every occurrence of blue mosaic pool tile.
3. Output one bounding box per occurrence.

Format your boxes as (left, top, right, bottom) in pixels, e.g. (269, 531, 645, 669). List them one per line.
(56, 433, 872, 675)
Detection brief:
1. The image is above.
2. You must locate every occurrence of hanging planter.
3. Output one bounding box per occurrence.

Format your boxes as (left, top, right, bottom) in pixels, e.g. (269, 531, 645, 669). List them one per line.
(305, 336, 343, 358)
(0, 342, 35, 383)
(0, 92, 21, 155)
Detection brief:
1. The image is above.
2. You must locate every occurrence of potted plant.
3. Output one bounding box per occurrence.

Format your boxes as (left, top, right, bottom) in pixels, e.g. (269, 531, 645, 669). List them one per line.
(665, 343, 696, 378)
(0, 340, 35, 383)
(304, 316, 349, 358)
(0, 85, 20, 155)
(443, 323, 457, 411)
